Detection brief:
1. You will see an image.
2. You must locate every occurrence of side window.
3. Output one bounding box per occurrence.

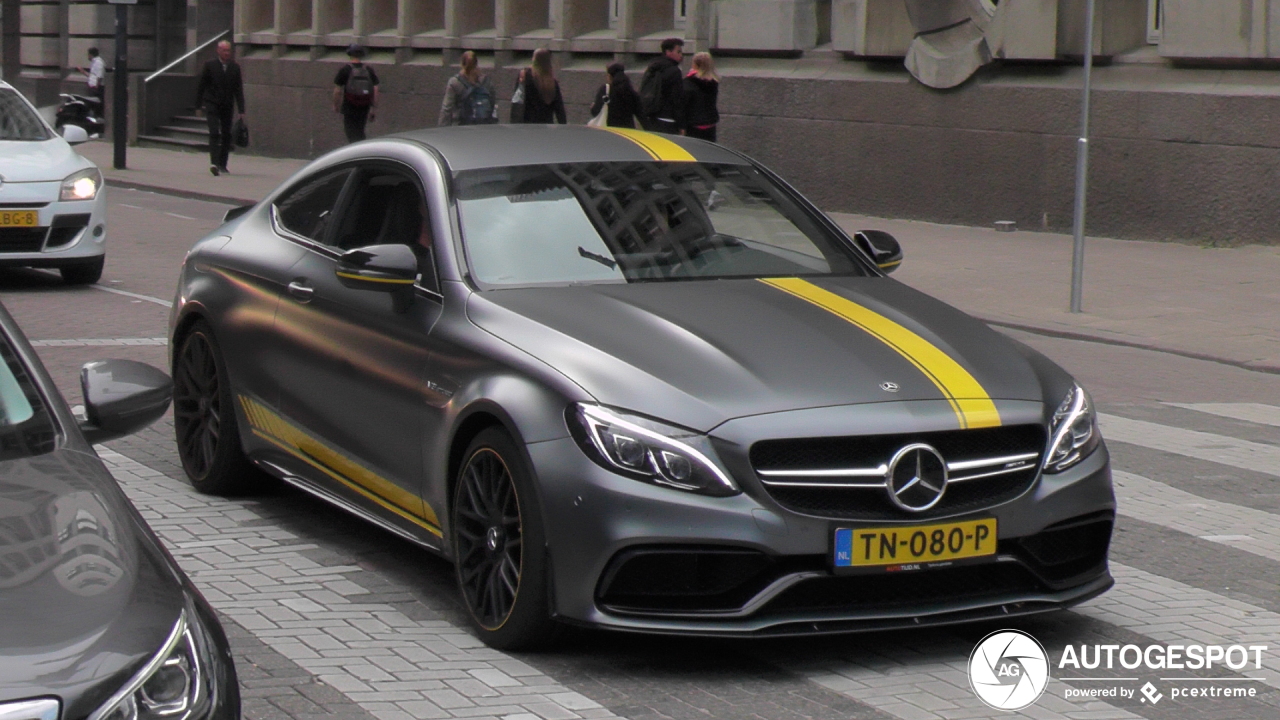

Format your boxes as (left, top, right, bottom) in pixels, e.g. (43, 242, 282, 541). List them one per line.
(274, 169, 353, 243)
(333, 164, 440, 292)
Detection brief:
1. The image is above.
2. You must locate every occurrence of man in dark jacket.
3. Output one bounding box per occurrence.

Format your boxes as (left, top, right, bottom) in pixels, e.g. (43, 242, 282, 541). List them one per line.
(333, 44, 380, 143)
(194, 41, 245, 176)
(640, 38, 685, 134)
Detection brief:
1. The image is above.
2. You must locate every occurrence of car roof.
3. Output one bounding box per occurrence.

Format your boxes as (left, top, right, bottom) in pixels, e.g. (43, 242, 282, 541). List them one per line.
(392, 125, 750, 173)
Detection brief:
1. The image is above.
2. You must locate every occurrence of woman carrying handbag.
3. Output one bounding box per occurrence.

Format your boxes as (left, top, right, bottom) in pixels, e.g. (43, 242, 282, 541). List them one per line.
(588, 63, 639, 129)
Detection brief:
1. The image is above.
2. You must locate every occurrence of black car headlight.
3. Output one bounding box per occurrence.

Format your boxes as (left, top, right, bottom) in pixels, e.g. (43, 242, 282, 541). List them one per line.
(568, 403, 739, 497)
(89, 607, 210, 720)
(1042, 384, 1101, 473)
(61, 167, 102, 202)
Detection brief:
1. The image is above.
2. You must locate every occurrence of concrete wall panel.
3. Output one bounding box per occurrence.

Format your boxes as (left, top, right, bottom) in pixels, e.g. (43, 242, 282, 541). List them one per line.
(19, 4, 59, 35)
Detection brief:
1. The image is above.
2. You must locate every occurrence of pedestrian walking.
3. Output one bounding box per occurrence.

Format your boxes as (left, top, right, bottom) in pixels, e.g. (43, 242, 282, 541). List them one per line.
(438, 51, 498, 126)
(194, 40, 246, 176)
(682, 52, 720, 142)
(638, 38, 685, 134)
(333, 44, 379, 143)
(518, 49, 566, 125)
(588, 63, 640, 129)
(76, 48, 106, 107)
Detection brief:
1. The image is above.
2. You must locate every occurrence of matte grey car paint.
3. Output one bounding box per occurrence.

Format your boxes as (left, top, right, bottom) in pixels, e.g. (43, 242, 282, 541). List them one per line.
(170, 126, 1115, 636)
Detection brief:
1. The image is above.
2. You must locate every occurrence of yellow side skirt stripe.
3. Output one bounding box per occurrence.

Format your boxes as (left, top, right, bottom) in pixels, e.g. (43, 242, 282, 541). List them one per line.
(759, 278, 1001, 429)
(239, 396, 443, 537)
(595, 126, 697, 162)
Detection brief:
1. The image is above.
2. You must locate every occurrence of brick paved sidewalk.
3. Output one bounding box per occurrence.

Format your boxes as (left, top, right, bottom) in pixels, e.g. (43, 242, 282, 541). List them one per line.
(79, 141, 1280, 373)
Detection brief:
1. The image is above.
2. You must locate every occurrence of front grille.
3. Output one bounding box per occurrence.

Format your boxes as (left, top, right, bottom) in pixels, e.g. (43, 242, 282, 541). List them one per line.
(0, 227, 46, 252)
(596, 546, 821, 614)
(762, 562, 1045, 616)
(750, 425, 1045, 520)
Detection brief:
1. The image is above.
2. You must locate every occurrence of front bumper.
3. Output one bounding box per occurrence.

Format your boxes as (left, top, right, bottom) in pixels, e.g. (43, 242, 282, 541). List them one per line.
(531, 427, 1114, 637)
(0, 181, 106, 267)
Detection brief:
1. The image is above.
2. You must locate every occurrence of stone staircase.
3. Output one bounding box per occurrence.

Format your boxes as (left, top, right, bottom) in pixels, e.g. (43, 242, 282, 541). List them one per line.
(138, 110, 209, 151)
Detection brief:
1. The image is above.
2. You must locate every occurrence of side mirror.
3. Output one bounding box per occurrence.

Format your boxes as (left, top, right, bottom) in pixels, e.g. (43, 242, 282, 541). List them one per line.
(79, 360, 173, 445)
(223, 204, 255, 223)
(336, 244, 419, 312)
(61, 124, 89, 145)
(854, 230, 903, 274)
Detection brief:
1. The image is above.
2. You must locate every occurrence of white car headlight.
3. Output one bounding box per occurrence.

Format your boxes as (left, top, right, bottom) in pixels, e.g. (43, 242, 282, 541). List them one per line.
(1042, 384, 1101, 473)
(61, 167, 102, 201)
(89, 610, 207, 720)
(569, 403, 739, 497)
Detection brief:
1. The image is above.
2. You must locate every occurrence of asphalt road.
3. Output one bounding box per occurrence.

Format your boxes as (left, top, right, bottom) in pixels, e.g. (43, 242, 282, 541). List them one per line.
(2, 188, 1278, 720)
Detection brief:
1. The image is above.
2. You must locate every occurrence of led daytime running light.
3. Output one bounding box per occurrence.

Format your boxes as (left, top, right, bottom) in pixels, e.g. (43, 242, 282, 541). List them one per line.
(1043, 385, 1098, 473)
(88, 610, 203, 720)
(577, 404, 737, 494)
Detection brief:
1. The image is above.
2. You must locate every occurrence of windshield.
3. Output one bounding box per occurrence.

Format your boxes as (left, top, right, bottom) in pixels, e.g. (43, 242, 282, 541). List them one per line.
(0, 332, 56, 461)
(454, 162, 871, 287)
(0, 89, 51, 142)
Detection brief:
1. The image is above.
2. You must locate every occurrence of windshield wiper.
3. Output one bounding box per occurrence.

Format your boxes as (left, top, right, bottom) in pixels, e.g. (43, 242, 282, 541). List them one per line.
(577, 247, 617, 270)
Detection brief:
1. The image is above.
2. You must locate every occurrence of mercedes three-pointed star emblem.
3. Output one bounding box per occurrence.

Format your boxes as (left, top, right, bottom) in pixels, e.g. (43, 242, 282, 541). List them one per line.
(886, 443, 948, 512)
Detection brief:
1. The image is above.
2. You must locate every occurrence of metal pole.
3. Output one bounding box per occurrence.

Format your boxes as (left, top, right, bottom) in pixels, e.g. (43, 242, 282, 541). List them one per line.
(1069, 0, 1097, 313)
(112, 3, 127, 169)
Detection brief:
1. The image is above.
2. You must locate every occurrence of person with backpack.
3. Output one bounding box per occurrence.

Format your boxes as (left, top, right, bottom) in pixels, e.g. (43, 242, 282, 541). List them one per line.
(682, 52, 720, 142)
(639, 38, 686, 134)
(518, 48, 566, 125)
(588, 63, 640, 129)
(438, 51, 498, 126)
(332, 44, 379, 143)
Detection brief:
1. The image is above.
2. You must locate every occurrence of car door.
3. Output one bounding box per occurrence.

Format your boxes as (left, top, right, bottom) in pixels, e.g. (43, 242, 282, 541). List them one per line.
(270, 159, 446, 542)
(215, 165, 353, 433)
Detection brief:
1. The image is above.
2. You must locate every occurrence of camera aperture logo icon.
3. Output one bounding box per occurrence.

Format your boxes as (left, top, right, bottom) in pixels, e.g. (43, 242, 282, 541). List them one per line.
(969, 630, 1050, 711)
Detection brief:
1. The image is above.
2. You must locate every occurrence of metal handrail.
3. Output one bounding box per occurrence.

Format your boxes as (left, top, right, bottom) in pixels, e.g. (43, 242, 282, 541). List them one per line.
(144, 30, 230, 84)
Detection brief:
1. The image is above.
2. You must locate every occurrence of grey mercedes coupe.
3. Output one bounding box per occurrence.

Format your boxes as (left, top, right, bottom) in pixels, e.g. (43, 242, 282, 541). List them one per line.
(169, 125, 1114, 649)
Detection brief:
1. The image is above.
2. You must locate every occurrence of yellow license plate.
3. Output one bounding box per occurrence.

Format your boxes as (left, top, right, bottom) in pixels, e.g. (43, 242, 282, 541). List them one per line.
(0, 211, 38, 227)
(834, 518, 997, 568)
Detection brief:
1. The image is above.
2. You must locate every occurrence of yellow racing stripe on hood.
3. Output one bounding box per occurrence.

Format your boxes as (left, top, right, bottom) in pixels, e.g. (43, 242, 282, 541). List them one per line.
(596, 127, 697, 162)
(760, 278, 1001, 429)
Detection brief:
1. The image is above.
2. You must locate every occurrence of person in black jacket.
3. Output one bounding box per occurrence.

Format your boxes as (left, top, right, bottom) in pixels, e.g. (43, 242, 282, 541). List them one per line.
(194, 41, 245, 176)
(639, 38, 685, 134)
(682, 52, 720, 142)
(520, 48, 566, 124)
(589, 63, 640, 129)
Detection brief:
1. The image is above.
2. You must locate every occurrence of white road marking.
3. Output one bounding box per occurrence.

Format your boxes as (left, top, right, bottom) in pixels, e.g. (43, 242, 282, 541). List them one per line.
(1165, 403, 1280, 429)
(89, 283, 172, 307)
(1114, 470, 1280, 563)
(165, 211, 196, 220)
(119, 203, 144, 209)
(29, 337, 166, 347)
(1099, 413, 1280, 478)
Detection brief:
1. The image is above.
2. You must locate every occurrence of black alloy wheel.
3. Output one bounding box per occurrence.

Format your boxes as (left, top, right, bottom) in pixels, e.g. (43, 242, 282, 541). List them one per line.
(452, 428, 557, 649)
(173, 321, 256, 495)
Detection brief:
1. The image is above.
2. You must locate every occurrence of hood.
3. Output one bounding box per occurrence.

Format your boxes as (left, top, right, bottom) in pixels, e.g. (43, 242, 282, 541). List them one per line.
(469, 277, 1054, 432)
(0, 448, 185, 718)
(0, 137, 93, 183)
(684, 74, 718, 90)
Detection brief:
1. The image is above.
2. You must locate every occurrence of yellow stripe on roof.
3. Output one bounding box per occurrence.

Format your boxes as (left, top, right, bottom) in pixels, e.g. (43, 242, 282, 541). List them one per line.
(596, 127, 697, 162)
(759, 278, 1001, 430)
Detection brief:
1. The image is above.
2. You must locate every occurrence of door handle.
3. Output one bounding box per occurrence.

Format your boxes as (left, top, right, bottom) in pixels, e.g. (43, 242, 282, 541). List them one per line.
(287, 281, 314, 302)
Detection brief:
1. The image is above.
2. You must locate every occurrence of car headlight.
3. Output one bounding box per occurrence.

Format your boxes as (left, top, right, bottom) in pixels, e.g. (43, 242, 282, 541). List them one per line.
(1042, 384, 1101, 473)
(61, 167, 102, 201)
(568, 403, 739, 497)
(89, 609, 208, 720)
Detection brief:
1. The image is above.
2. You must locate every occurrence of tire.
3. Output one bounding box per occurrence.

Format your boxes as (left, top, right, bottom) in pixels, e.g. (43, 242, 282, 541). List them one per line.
(173, 320, 258, 495)
(452, 427, 559, 650)
(61, 257, 104, 285)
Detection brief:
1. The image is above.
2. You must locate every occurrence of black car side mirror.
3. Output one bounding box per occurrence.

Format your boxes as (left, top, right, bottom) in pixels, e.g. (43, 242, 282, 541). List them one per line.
(79, 360, 173, 445)
(854, 230, 904, 274)
(336, 244, 419, 313)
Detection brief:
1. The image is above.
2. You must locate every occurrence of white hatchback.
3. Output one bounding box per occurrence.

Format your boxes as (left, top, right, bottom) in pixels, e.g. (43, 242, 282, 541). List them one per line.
(0, 80, 107, 284)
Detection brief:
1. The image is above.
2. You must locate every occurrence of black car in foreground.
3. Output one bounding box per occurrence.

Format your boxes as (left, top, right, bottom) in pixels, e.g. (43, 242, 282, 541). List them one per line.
(0, 301, 239, 720)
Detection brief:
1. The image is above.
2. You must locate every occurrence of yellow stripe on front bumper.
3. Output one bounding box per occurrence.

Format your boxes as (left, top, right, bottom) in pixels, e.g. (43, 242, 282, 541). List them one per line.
(759, 278, 1001, 429)
(596, 127, 697, 162)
